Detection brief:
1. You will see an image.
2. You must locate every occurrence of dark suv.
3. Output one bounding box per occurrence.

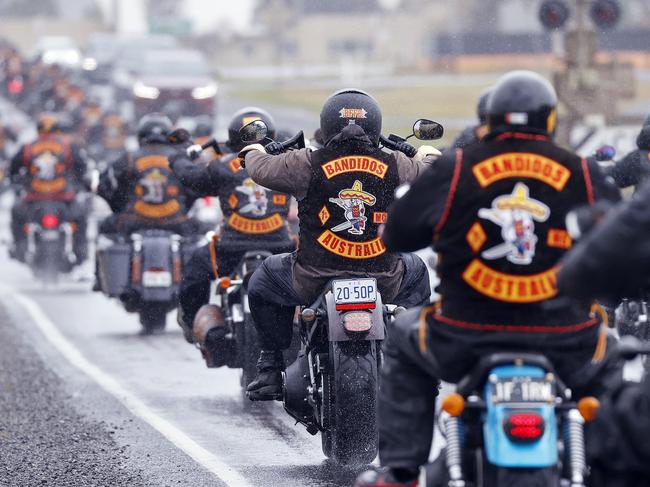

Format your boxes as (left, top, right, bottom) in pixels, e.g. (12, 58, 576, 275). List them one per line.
(131, 49, 217, 120)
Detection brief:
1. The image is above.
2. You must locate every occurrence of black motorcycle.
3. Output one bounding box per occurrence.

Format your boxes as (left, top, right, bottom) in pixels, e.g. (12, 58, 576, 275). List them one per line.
(238, 117, 443, 465)
(96, 229, 202, 333)
(10, 200, 85, 283)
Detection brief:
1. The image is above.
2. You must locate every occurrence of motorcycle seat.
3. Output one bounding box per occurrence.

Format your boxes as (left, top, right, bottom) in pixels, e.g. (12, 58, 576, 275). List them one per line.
(456, 352, 557, 397)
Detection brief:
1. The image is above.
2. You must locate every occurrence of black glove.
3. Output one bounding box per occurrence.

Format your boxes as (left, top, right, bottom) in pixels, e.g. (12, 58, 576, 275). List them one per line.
(394, 141, 417, 158)
(264, 141, 283, 155)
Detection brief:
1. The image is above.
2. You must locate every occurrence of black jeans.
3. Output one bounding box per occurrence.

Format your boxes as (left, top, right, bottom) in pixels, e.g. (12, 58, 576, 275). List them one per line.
(247, 252, 432, 351)
(377, 307, 622, 470)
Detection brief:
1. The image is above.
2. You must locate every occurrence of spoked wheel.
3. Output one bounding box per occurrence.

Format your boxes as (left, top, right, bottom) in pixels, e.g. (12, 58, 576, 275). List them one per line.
(321, 340, 379, 466)
(139, 303, 168, 334)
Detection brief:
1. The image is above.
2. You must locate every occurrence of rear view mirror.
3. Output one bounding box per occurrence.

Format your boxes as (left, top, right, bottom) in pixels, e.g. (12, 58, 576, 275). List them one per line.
(413, 119, 444, 141)
(240, 120, 268, 144)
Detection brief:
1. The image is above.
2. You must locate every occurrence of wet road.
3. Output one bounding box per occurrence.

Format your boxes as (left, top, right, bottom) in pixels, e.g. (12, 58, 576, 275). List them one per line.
(0, 231, 372, 486)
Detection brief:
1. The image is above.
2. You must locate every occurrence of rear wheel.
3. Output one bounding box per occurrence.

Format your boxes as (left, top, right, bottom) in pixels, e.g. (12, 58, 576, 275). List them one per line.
(139, 303, 168, 334)
(487, 466, 559, 487)
(322, 340, 379, 466)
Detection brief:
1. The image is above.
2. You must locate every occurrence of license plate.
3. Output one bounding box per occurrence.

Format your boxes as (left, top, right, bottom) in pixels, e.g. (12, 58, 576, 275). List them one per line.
(333, 278, 377, 305)
(491, 377, 555, 404)
(142, 270, 172, 288)
(40, 230, 60, 241)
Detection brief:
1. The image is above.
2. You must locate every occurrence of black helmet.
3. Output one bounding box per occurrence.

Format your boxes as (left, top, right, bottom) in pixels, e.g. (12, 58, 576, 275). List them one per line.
(36, 113, 60, 134)
(487, 71, 557, 137)
(643, 114, 650, 127)
(193, 115, 213, 138)
(320, 88, 381, 145)
(477, 87, 492, 125)
(137, 113, 172, 144)
(227, 107, 276, 152)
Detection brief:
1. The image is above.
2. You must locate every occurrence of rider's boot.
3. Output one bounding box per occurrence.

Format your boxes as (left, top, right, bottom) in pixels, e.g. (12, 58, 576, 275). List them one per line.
(246, 350, 284, 401)
(354, 468, 418, 487)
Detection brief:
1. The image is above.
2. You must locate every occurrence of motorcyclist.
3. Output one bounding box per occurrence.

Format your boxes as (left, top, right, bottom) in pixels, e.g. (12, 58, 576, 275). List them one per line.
(237, 89, 435, 401)
(96, 113, 200, 237)
(557, 181, 650, 486)
(608, 119, 650, 190)
(9, 113, 89, 262)
(355, 71, 621, 487)
(450, 86, 492, 149)
(170, 107, 296, 347)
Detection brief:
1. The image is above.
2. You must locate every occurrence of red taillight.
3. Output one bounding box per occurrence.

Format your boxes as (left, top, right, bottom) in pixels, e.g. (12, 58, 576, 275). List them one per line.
(504, 412, 545, 443)
(8, 78, 23, 94)
(41, 214, 59, 229)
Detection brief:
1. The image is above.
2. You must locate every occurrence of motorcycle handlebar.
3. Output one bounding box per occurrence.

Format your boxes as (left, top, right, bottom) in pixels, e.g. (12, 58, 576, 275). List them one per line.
(379, 134, 417, 158)
(280, 131, 305, 151)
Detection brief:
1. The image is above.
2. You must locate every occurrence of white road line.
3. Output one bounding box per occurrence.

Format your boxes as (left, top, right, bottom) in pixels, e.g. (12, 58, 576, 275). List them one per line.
(3, 289, 253, 487)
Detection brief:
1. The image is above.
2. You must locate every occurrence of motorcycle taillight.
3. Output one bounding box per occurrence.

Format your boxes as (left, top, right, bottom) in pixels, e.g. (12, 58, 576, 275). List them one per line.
(503, 412, 545, 443)
(8, 78, 23, 94)
(41, 214, 60, 229)
(342, 311, 373, 332)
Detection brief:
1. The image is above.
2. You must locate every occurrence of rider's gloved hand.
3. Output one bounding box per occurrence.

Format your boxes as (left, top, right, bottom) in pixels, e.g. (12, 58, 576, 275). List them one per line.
(264, 141, 283, 155)
(186, 144, 203, 160)
(414, 145, 442, 162)
(237, 144, 267, 168)
(394, 141, 416, 158)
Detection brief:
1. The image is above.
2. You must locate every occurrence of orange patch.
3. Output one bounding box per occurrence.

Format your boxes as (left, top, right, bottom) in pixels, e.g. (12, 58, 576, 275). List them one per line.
(228, 193, 238, 209)
(316, 230, 386, 259)
(547, 228, 572, 249)
(166, 185, 179, 196)
(135, 155, 169, 172)
(318, 206, 331, 226)
(321, 156, 388, 180)
(372, 212, 388, 224)
(272, 194, 287, 205)
(228, 213, 284, 234)
(466, 221, 487, 253)
(462, 259, 558, 303)
(472, 153, 571, 191)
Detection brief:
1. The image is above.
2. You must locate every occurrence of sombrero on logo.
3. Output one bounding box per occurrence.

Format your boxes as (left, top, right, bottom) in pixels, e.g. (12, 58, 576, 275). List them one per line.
(338, 180, 376, 205)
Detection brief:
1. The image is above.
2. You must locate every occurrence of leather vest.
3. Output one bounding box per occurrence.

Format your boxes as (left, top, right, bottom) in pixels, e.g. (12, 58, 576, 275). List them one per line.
(297, 142, 400, 272)
(22, 135, 74, 196)
(434, 133, 597, 329)
(125, 146, 188, 221)
(214, 154, 291, 243)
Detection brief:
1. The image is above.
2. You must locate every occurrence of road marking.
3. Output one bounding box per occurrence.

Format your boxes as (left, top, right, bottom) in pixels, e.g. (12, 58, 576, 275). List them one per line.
(4, 289, 253, 487)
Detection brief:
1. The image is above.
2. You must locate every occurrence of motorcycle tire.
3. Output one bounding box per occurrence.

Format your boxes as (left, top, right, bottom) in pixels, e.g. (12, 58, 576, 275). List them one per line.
(322, 340, 379, 466)
(139, 303, 168, 334)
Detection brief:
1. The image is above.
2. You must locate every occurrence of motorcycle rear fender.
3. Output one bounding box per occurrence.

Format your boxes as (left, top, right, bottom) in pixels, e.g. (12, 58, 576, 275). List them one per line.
(139, 233, 177, 301)
(483, 364, 558, 468)
(325, 291, 385, 342)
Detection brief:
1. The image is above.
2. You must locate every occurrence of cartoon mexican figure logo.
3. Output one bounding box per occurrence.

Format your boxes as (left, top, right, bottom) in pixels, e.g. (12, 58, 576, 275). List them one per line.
(137, 168, 168, 203)
(32, 151, 59, 180)
(236, 178, 268, 216)
(478, 183, 550, 265)
(329, 180, 376, 235)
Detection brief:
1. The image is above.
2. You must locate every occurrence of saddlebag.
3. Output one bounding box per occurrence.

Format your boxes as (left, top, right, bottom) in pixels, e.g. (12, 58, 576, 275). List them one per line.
(96, 238, 131, 297)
